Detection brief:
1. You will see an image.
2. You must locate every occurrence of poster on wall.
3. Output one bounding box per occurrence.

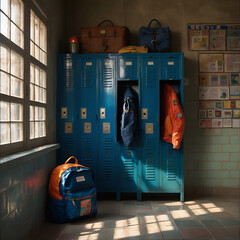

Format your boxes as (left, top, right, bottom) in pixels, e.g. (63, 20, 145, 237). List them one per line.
(230, 73, 240, 85)
(199, 54, 223, 72)
(230, 86, 240, 99)
(188, 24, 240, 51)
(224, 54, 240, 72)
(189, 29, 209, 50)
(227, 30, 240, 50)
(210, 30, 226, 50)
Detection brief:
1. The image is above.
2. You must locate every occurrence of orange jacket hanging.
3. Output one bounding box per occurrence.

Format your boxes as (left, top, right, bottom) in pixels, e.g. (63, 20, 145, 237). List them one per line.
(161, 84, 185, 149)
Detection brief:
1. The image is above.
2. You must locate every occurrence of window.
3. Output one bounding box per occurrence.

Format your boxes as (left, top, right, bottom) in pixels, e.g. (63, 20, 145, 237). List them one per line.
(0, 0, 48, 155)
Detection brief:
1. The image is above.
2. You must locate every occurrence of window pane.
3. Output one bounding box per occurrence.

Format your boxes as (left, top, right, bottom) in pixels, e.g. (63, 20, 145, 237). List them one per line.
(11, 51, 23, 79)
(0, 123, 10, 144)
(39, 69, 46, 87)
(35, 85, 39, 102)
(35, 45, 39, 60)
(39, 121, 46, 137)
(35, 121, 39, 138)
(0, 45, 10, 72)
(1, 0, 10, 16)
(34, 16, 39, 45)
(30, 83, 34, 100)
(11, 122, 23, 142)
(35, 66, 39, 85)
(30, 10, 34, 40)
(11, 102, 22, 121)
(39, 107, 46, 120)
(0, 101, 10, 121)
(11, 76, 23, 98)
(11, 0, 24, 30)
(30, 106, 34, 120)
(0, 71, 10, 95)
(30, 41, 34, 57)
(30, 64, 34, 83)
(30, 121, 34, 139)
(11, 23, 24, 48)
(35, 106, 39, 120)
(0, 12, 10, 38)
(39, 22, 46, 51)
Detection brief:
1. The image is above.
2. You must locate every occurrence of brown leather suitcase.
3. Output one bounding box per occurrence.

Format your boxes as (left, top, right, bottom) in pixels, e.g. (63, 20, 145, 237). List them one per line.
(80, 20, 129, 53)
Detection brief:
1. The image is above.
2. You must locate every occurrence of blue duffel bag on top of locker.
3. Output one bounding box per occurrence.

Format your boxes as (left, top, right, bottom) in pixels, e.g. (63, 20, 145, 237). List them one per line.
(48, 156, 97, 223)
(138, 19, 171, 52)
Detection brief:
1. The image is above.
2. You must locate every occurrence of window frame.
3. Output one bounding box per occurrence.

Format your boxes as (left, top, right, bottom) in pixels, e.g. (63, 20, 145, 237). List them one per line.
(0, 0, 49, 157)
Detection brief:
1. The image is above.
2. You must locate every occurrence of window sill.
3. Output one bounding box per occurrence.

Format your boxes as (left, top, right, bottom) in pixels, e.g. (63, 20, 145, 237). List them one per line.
(0, 143, 60, 171)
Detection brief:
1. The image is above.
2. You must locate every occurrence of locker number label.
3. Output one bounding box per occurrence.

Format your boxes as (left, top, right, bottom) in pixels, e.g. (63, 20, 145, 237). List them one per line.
(65, 122, 72, 133)
(103, 122, 110, 133)
(84, 122, 92, 133)
(145, 123, 153, 134)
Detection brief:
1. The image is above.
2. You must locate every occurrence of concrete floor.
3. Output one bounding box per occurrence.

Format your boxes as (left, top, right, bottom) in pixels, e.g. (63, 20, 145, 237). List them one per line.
(35, 195, 240, 240)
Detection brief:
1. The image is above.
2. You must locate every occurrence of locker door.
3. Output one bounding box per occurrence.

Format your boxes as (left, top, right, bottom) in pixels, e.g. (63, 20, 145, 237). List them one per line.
(57, 54, 79, 165)
(141, 56, 161, 192)
(161, 142, 182, 191)
(116, 55, 140, 195)
(160, 54, 181, 80)
(78, 57, 98, 178)
(98, 56, 116, 192)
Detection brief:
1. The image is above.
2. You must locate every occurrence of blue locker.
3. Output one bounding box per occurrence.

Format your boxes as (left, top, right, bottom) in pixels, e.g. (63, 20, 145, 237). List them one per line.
(116, 55, 140, 198)
(57, 54, 78, 165)
(98, 56, 117, 192)
(159, 53, 184, 201)
(140, 55, 161, 193)
(77, 56, 98, 179)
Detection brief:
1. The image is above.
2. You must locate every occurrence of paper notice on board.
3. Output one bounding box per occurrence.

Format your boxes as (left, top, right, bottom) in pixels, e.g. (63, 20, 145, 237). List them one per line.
(222, 109, 232, 118)
(189, 29, 209, 50)
(210, 30, 226, 50)
(199, 54, 223, 72)
(223, 119, 232, 128)
(224, 54, 240, 72)
(199, 87, 210, 100)
(227, 30, 240, 51)
(230, 73, 240, 85)
(212, 119, 222, 128)
(230, 86, 240, 99)
(199, 119, 212, 128)
(232, 119, 240, 128)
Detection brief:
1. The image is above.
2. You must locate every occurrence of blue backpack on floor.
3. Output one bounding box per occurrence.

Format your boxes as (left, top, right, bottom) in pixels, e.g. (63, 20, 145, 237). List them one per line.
(48, 156, 97, 223)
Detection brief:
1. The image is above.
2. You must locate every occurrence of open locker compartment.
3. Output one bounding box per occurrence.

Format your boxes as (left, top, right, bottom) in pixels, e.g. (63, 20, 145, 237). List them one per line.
(116, 80, 140, 199)
(159, 80, 184, 201)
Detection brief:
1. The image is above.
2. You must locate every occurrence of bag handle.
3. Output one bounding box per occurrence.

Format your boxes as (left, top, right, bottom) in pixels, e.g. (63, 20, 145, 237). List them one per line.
(98, 20, 114, 27)
(148, 19, 162, 28)
(65, 156, 86, 168)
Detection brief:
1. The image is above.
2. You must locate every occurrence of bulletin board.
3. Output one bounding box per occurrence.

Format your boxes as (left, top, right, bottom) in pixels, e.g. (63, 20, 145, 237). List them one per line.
(198, 53, 240, 128)
(188, 24, 240, 51)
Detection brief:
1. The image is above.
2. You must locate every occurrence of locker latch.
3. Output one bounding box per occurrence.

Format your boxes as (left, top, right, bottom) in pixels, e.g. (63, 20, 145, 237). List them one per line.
(81, 108, 87, 119)
(103, 122, 110, 133)
(141, 108, 148, 119)
(61, 107, 67, 119)
(100, 108, 106, 119)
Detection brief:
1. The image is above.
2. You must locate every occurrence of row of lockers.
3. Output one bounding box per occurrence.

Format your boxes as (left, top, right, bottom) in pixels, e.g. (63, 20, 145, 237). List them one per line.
(57, 53, 184, 201)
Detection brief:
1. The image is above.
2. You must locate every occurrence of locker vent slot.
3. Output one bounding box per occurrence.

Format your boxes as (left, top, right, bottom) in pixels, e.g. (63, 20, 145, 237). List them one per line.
(145, 66, 156, 87)
(103, 137, 113, 149)
(64, 55, 73, 88)
(103, 159, 113, 180)
(146, 138, 156, 150)
(123, 159, 134, 180)
(166, 66, 177, 79)
(124, 67, 133, 79)
(83, 138, 93, 149)
(82, 67, 94, 88)
(103, 68, 113, 88)
(146, 158, 155, 181)
(63, 137, 73, 149)
(166, 157, 176, 181)
(145, 138, 156, 180)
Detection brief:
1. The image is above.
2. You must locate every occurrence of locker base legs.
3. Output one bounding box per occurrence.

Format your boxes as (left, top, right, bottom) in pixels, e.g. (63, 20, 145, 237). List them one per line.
(180, 192, 184, 202)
